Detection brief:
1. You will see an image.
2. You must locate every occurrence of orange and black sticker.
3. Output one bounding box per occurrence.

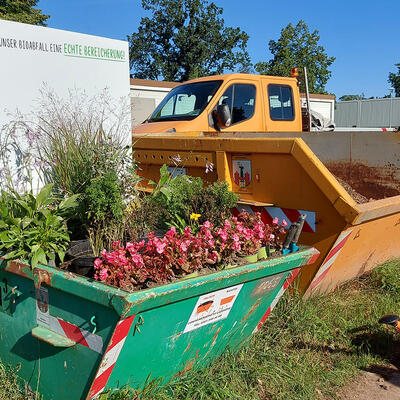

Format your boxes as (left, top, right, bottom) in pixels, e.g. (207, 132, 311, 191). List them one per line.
(220, 296, 235, 306)
(196, 300, 213, 314)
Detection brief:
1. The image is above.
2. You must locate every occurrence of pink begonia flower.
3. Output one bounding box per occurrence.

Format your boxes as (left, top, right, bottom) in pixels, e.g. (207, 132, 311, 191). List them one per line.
(99, 268, 108, 281)
(217, 228, 228, 241)
(184, 226, 192, 234)
(131, 253, 144, 267)
(155, 241, 167, 254)
(94, 258, 103, 269)
(165, 227, 177, 238)
(282, 219, 288, 227)
(203, 221, 212, 229)
(272, 217, 279, 225)
(104, 252, 118, 265)
(235, 223, 244, 233)
(224, 219, 231, 229)
(243, 228, 253, 241)
(203, 229, 213, 240)
(180, 242, 188, 252)
(269, 234, 275, 240)
(208, 239, 215, 247)
(232, 241, 241, 251)
(125, 242, 136, 253)
(117, 254, 129, 266)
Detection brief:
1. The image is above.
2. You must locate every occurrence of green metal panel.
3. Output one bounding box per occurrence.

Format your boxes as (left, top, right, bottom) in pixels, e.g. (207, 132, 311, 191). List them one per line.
(109, 271, 287, 391)
(0, 247, 318, 400)
(0, 264, 120, 400)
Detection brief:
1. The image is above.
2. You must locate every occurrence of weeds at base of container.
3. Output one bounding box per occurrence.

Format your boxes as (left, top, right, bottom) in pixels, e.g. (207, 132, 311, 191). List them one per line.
(101, 376, 162, 400)
(0, 362, 39, 400)
(103, 259, 400, 400)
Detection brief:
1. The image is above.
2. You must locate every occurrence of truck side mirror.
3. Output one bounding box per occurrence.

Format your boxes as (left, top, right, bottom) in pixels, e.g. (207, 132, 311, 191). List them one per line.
(213, 104, 232, 130)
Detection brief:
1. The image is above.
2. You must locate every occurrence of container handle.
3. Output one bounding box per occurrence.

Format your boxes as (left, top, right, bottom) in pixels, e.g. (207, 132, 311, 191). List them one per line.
(90, 316, 97, 334)
(134, 315, 144, 335)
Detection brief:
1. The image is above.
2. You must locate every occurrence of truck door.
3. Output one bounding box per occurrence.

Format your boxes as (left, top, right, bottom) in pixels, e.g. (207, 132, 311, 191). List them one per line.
(262, 78, 302, 132)
(210, 82, 264, 132)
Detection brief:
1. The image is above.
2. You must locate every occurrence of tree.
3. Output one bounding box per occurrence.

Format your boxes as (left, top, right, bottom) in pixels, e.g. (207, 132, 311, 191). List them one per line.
(255, 20, 335, 94)
(339, 94, 365, 101)
(128, 0, 251, 82)
(0, 0, 49, 25)
(388, 63, 400, 97)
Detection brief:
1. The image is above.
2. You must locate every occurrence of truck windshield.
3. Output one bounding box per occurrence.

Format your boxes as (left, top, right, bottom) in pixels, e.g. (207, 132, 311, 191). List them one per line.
(147, 80, 222, 122)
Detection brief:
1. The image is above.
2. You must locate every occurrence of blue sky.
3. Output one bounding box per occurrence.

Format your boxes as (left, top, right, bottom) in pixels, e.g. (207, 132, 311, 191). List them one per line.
(37, 0, 399, 98)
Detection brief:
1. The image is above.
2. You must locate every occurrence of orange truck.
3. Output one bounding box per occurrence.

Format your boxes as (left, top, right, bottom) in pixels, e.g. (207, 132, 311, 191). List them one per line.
(132, 73, 400, 295)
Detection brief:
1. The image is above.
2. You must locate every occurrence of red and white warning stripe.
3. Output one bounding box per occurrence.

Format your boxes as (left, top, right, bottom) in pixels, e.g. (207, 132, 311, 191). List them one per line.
(88, 315, 135, 399)
(252, 267, 301, 333)
(232, 205, 316, 233)
(252, 249, 319, 333)
(306, 229, 353, 295)
(48, 315, 104, 354)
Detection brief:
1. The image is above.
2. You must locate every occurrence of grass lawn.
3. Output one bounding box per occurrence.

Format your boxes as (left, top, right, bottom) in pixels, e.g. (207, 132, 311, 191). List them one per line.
(2, 259, 400, 400)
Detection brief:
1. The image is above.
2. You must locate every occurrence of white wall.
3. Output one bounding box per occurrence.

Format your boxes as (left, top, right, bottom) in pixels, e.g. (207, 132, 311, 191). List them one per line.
(130, 85, 171, 126)
(0, 20, 130, 190)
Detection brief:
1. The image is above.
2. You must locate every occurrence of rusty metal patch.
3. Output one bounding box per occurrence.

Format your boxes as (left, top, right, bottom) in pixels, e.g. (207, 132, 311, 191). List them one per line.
(252, 273, 285, 297)
(326, 161, 400, 201)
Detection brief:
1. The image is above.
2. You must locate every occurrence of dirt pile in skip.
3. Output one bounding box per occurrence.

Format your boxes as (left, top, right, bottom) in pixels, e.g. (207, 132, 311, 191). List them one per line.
(335, 176, 370, 204)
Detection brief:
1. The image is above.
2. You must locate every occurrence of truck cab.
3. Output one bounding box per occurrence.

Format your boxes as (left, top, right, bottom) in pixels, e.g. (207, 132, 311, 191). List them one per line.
(132, 73, 303, 134)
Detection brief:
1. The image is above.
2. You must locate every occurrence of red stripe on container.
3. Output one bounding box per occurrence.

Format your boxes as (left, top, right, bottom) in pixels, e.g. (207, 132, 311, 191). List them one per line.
(281, 207, 300, 223)
(284, 268, 300, 289)
(58, 319, 89, 348)
(323, 233, 351, 265)
(89, 364, 115, 399)
(309, 266, 331, 291)
(307, 251, 320, 265)
(107, 315, 135, 351)
(256, 268, 300, 331)
(281, 208, 313, 233)
(257, 307, 271, 330)
(258, 208, 273, 225)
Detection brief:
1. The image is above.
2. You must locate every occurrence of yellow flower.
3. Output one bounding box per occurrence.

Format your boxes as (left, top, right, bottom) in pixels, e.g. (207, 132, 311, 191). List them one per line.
(190, 213, 201, 221)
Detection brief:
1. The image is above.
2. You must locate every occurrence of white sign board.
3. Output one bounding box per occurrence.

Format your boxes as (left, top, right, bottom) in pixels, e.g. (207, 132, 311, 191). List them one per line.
(183, 284, 243, 333)
(0, 20, 130, 190)
(0, 19, 129, 116)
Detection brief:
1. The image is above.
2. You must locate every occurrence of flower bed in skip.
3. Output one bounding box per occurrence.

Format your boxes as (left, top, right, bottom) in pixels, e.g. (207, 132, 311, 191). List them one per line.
(94, 212, 288, 291)
(0, 90, 289, 292)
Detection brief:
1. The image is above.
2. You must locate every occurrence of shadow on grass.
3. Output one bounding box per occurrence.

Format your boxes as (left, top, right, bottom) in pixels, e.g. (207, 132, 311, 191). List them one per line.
(349, 326, 400, 387)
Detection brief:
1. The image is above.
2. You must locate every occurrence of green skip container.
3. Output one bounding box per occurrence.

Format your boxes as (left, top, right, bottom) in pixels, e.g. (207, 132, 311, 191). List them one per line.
(0, 246, 319, 399)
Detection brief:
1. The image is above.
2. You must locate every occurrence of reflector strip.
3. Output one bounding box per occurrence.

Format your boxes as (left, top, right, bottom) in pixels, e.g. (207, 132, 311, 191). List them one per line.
(306, 229, 353, 294)
(88, 315, 135, 399)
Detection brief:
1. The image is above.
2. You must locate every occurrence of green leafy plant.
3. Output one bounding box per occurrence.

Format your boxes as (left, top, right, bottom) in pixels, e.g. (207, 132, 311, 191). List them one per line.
(84, 171, 126, 255)
(148, 166, 238, 231)
(85, 172, 125, 223)
(0, 184, 78, 267)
